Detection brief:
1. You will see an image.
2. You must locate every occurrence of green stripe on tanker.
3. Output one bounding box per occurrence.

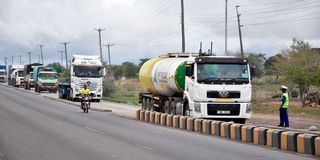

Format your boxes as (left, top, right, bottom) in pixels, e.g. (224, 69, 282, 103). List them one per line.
(174, 62, 186, 91)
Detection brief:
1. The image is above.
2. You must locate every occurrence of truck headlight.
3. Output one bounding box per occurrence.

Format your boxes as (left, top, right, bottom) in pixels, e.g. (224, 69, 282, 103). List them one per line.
(246, 103, 252, 113)
(194, 102, 201, 112)
(98, 89, 102, 93)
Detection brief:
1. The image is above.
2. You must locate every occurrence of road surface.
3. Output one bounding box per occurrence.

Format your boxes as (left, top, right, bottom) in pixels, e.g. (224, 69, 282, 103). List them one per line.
(0, 85, 315, 160)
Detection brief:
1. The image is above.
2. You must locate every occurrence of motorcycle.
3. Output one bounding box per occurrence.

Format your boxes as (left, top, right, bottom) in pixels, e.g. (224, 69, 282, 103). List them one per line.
(80, 94, 91, 113)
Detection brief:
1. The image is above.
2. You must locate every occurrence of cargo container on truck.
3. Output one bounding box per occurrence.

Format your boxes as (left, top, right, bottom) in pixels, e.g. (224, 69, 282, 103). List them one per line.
(24, 63, 42, 90)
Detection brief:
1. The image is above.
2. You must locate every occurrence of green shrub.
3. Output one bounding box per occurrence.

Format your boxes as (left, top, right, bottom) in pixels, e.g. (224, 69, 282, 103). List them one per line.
(103, 79, 116, 96)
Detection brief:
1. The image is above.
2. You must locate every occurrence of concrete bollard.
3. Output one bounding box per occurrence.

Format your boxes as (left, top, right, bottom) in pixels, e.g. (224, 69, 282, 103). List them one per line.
(166, 114, 173, 126)
(173, 115, 180, 128)
(213, 121, 222, 136)
(186, 117, 194, 131)
(149, 112, 155, 123)
(230, 124, 242, 140)
(140, 110, 145, 121)
(210, 121, 216, 136)
(315, 137, 320, 157)
(220, 122, 233, 138)
(160, 113, 167, 126)
(154, 112, 161, 125)
(271, 129, 283, 148)
(253, 127, 267, 145)
(244, 125, 255, 143)
(136, 110, 140, 120)
(145, 111, 150, 122)
(202, 120, 212, 134)
(288, 132, 300, 152)
(179, 116, 187, 129)
(194, 119, 203, 133)
(297, 134, 317, 155)
(281, 132, 289, 150)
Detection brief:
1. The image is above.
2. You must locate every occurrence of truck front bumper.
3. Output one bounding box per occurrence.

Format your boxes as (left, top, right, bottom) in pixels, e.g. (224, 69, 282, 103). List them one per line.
(190, 101, 252, 119)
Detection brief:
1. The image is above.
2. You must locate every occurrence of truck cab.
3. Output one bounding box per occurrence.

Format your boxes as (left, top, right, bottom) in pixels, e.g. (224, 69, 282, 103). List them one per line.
(34, 66, 58, 93)
(69, 55, 104, 101)
(184, 56, 252, 123)
(0, 65, 7, 83)
(12, 69, 25, 87)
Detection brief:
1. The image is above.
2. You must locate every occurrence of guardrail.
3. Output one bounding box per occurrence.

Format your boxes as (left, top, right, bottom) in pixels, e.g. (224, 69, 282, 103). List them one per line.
(136, 110, 320, 158)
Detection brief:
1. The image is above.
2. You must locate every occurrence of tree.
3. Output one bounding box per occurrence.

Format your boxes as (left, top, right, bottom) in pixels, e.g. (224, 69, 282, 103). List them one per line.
(275, 38, 320, 106)
(138, 58, 150, 70)
(122, 61, 139, 78)
(112, 65, 123, 80)
(247, 53, 266, 77)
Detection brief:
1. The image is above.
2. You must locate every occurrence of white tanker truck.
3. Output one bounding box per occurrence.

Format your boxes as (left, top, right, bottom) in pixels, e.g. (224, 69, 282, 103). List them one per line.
(139, 53, 253, 123)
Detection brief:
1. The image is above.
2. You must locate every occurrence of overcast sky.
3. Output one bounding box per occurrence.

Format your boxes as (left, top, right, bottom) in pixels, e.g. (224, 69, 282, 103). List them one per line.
(0, 0, 319, 65)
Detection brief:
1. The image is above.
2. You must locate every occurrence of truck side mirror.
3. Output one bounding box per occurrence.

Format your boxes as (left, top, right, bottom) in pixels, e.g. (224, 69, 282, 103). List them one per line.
(185, 64, 193, 77)
(250, 66, 256, 79)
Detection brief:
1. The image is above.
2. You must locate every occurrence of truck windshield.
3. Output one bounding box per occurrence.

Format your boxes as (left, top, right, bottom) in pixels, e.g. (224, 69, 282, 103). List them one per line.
(197, 63, 249, 84)
(0, 66, 6, 70)
(17, 71, 24, 77)
(39, 73, 56, 78)
(74, 66, 102, 78)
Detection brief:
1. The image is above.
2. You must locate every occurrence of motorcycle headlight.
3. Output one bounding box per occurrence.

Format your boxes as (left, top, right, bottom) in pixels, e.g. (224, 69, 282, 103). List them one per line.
(246, 103, 252, 113)
(85, 97, 89, 100)
(194, 102, 201, 112)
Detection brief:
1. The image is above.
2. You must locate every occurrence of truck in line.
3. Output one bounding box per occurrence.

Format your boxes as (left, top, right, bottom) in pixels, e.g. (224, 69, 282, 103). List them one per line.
(58, 54, 105, 102)
(139, 53, 253, 124)
(8, 65, 24, 87)
(24, 63, 42, 90)
(33, 66, 58, 93)
(0, 65, 7, 83)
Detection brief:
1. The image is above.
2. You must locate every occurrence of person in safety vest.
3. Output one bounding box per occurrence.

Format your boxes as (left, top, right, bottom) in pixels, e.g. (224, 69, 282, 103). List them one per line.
(278, 86, 289, 127)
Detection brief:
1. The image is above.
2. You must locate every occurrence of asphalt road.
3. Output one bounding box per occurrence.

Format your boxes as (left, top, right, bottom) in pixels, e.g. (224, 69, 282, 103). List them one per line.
(0, 85, 315, 160)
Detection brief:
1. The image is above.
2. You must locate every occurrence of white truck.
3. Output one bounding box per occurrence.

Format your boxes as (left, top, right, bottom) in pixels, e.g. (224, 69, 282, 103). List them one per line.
(0, 65, 7, 83)
(139, 53, 253, 123)
(58, 55, 104, 102)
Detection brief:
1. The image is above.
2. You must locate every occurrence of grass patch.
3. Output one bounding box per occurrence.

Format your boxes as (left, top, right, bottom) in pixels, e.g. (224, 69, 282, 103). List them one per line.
(253, 105, 320, 116)
(103, 95, 139, 106)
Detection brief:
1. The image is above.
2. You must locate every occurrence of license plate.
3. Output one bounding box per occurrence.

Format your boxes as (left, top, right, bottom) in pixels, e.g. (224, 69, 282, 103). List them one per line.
(217, 110, 230, 114)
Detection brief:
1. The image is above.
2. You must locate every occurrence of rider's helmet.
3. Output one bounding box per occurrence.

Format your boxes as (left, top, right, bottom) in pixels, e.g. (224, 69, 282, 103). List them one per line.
(83, 84, 87, 89)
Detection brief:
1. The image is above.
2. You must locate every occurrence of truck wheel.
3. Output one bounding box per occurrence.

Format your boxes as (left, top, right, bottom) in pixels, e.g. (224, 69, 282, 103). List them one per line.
(170, 101, 176, 115)
(146, 99, 151, 111)
(164, 100, 170, 114)
(183, 103, 190, 116)
(142, 98, 146, 110)
(150, 100, 154, 112)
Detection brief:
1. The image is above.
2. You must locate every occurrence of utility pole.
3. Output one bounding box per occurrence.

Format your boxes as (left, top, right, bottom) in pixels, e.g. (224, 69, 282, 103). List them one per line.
(180, 0, 185, 53)
(61, 42, 69, 70)
(103, 43, 115, 77)
(19, 55, 22, 65)
(27, 52, 31, 64)
(4, 57, 7, 68)
(39, 44, 44, 64)
(11, 56, 13, 65)
(94, 28, 105, 63)
(210, 41, 213, 55)
(38, 55, 41, 63)
(236, 5, 244, 58)
(225, 0, 228, 55)
(57, 51, 64, 66)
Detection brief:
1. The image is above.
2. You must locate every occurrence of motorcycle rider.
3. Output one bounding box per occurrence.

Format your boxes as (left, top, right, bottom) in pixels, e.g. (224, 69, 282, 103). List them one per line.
(80, 84, 90, 112)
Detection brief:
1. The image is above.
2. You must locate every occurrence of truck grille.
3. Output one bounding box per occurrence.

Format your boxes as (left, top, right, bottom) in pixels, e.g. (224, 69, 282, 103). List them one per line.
(42, 83, 56, 86)
(207, 104, 240, 116)
(207, 91, 240, 98)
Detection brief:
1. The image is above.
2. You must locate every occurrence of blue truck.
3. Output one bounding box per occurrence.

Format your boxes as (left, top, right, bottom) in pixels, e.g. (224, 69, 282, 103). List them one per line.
(0, 65, 7, 83)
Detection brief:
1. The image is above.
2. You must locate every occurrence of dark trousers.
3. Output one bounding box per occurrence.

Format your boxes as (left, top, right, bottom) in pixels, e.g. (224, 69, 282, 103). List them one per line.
(279, 108, 289, 127)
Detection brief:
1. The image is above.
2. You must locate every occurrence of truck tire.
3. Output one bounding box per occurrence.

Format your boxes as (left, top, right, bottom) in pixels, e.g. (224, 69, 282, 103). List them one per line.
(183, 102, 190, 116)
(170, 101, 176, 115)
(146, 99, 151, 111)
(141, 98, 146, 110)
(164, 100, 170, 114)
(150, 100, 154, 112)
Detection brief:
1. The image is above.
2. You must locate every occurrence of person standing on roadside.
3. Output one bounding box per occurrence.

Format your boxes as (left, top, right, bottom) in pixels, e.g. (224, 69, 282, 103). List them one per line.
(278, 86, 289, 127)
